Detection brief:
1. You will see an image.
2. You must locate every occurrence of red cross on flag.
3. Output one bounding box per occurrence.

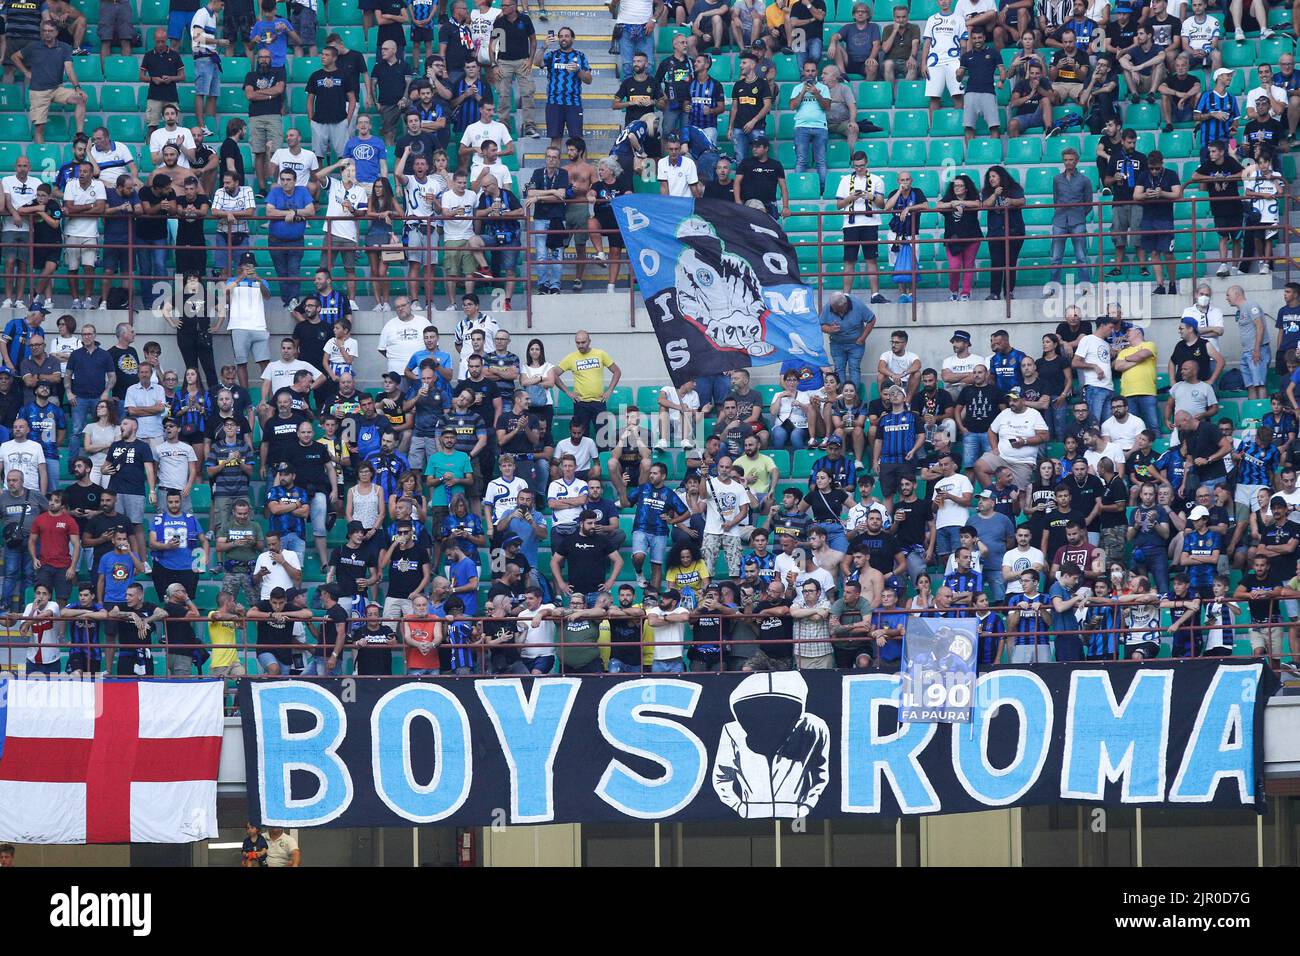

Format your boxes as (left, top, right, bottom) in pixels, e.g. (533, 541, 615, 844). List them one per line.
(0, 679, 224, 844)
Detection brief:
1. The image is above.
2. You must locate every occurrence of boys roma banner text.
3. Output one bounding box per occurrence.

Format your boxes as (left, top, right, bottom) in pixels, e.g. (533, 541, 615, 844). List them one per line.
(240, 661, 1274, 829)
(611, 195, 829, 386)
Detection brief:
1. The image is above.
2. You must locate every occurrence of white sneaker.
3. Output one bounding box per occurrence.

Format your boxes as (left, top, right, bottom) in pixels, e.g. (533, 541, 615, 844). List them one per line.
(682, 438, 696, 449)
(1228, 266, 1242, 276)
(1261, 263, 1272, 274)
(11, 299, 24, 311)
(592, 251, 608, 262)
(655, 437, 669, 450)
(349, 299, 359, 310)
(409, 300, 423, 311)
(287, 297, 299, 310)
(1215, 263, 1230, 277)
(1235, 26, 1246, 41)
(70, 298, 81, 309)
(0, 299, 12, 309)
(1262, 27, 1275, 38)
(97, 299, 107, 309)
(606, 283, 615, 293)
(635, 575, 647, 589)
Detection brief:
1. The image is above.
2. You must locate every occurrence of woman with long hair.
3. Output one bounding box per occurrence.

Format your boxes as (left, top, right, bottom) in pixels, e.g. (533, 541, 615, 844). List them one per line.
(981, 165, 1026, 301)
(519, 337, 557, 436)
(170, 367, 212, 451)
(800, 468, 850, 552)
(345, 461, 387, 556)
(82, 399, 121, 487)
(664, 543, 710, 604)
(907, 572, 933, 612)
(365, 176, 402, 311)
(934, 173, 984, 301)
(1023, 456, 1059, 518)
(388, 469, 428, 525)
(1038, 332, 1074, 439)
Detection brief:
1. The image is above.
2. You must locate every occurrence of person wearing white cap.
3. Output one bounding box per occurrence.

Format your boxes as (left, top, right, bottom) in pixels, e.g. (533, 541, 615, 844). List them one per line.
(1179, 503, 1221, 600)
(975, 386, 1048, 490)
(1193, 66, 1239, 163)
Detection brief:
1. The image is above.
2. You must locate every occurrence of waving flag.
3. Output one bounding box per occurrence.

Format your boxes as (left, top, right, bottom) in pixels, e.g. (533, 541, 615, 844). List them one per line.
(612, 196, 828, 385)
(0, 678, 224, 844)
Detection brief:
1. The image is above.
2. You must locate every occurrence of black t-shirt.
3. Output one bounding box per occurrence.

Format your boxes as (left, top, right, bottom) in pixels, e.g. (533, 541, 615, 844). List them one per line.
(1036, 503, 1087, 556)
(306, 68, 354, 123)
(1244, 568, 1282, 622)
(1012, 77, 1052, 115)
(1106, 147, 1147, 202)
(386, 543, 429, 598)
(790, 0, 826, 41)
(142, 48, 184, 102)
(352, 624, 396, 675)
(1055, 320, 1092, 349)
(956, 383, 1001, 433)
(321, 602, 350, 655)
(292, 318, 332, 372)
(330, 544, 371, 597)
(853, 531, 895, 573)
(494, 411, 541, 455)
(730, 78, 772, 128)
(371, 56, 413, 105)
(609, 613, 643, 665)
(206, 413, 252, 447)
(396, 131, 438, 159)
(1059, 474, 1104, 528)
(255, 601, 295, 663)
(163, 600, 198, 647)
(84, 512, 133, 565)
(803, 486, 849, 522)
(1165, 71, 1198, 98)
(1170, 338, 1212, 382)
(287, 441, 331, 495)
(654, 54, 694, 109)
(1148, 13, 1181, 47)
(135, 186, 172, 242)
(1191, 420, 1227, 479)
(174, 193, 208, 245)
(1195, 156, 1244, 207)
(63, 481, 103, 521)
(264, 411, 311, 465)
(702, 179, 734, 200)
(439, 20, 475, 72)
(555, 533, 617, 593)
(1244, 117, 1287, 152)
(910, 387, 955, 420)
(335, 49, 368, 92)
(616, 74, 661, 122)
(1262, 523, 1300, 580)
(105, 440, 154, 496)
(736, 157, 785, 203)
(1105, 18, 1137, 50)
(754, 599, 793, 659)
(1098, 477, 1129, 529)
(118, 601, 160, 647)
(959, 47, 999, 94)
(890, 498, 932, 549)
(244, 67, 286, 116)
(495, 11, 536, 60)
(484, 617, 521, 668)
(217, 139, 245, 187)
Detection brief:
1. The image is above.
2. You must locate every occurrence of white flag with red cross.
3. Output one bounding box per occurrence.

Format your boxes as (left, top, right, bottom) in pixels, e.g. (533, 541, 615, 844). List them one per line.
(0, 678, 224, 844)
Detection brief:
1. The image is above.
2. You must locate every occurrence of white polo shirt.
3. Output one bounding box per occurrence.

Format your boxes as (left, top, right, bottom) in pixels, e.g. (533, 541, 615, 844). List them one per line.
(657, 154, 699, 198)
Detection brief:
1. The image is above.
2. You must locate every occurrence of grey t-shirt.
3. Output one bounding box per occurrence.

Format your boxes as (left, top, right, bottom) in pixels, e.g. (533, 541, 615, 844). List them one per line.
(1236, 299, 1268, 353)
(972, 510, 1016, 569)
(1169, 379, 1217, 419)
(825, 82, 855, 125)
(20, 41, 72, 91)
(0, 488, 47, 539)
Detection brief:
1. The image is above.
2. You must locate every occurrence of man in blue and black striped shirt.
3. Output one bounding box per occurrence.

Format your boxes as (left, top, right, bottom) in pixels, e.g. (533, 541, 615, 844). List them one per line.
(687, 54, 726, 142)
(538, 27, 592, 148)
(872, 385, 923, 498)
(1194, 68, 1239, 162)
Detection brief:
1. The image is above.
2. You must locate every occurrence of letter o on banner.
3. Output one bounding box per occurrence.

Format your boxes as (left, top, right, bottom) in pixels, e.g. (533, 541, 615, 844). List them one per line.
(762, 253, 788, 275)
(371, 684, 473, 823)
(951, 671, 1054, 807)
(639, 248, 660, 277)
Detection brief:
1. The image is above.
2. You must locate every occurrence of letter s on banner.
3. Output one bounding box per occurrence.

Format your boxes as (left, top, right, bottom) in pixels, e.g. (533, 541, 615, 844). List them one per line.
(252, 682, 354, 827)
(371, 683, 473, 823)
(596, 680, 707, 819)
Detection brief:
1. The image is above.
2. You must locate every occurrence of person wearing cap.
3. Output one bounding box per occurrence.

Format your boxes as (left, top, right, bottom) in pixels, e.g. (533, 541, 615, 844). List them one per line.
(730, 133, 785, 221)
(1168, 314, 1222, 387)
(1132, 148, 1183, 293)
(265, 462, 310, 562)
(977, 385, 1049, 491)
(1194, 66, 1239, 163)
(727, 51, 773, 164)
(1069, 313, 1116, 425)
(1178, 503, 1221, 601)
(940, 329, 985, 388)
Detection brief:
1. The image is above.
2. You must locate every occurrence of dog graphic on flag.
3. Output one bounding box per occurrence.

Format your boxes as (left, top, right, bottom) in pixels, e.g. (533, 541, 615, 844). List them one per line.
(672, 216, 776, 358)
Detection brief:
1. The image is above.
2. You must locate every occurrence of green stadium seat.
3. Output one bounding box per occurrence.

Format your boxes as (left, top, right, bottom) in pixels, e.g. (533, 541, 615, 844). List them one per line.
(861, 140, 888, 167)
(858, 109, 889, 135)
(289, 56, 322, 83)
(76, 59, 104, 83)
(1258, 37, 1290, 64)
(927, 138, 963, 165)
(710, 58, 735, 83)
(657, 26, 688, 53)
(103, 55, 140, 83)
(776, 112, 797, 139)
(289, 87, 309, 115)
(894, 80, 927, 109)
(912, 169, 939, 196)
(1041, 134, 1081, 163)
(1158, 129, 1194, 158)
(139, 0, 168, 24)
(1241, 399, 1270, 424)
(856, 81, 892, 110)
(791, 449, 819, 478)
(1006, 137, 1042, 164)
(0, 144, 21, 173)
(0, 84, 23, 110)
(0, 115, 30, 141)
(776, 142, 796, 169)
(332, 0, 364, 24)
(774, 54, 803, 81)
(1022, 205, 1054, 227)
(1221, 38, 1256, 67)
(889, 139, 926, 166)
(218, 86, 249, 114)
(1024, 166, 1056, 195)
(892, 109, 929, 137)
(636, 386, 661, 413)
(100, 83, 141, 112)
(787, 172, 822, 198)
(930, 108, 963, 138)
(107, 115, 145, 143)
(826, 140, 849, 169)
(25, 143, 62, 172)
(1125, 102, 1161, 129)
(965, 137, 1002, 165)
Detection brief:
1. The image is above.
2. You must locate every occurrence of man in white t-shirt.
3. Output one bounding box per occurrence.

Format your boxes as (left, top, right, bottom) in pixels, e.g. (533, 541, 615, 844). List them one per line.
(270, 128, 321, 191)
(876, 329, 922, 399)
(0, 418, 47, 493)
(1100, 395, 1145, 452)
(1070, 313, 1116, 425)
(261, 338, 324, 398)
(224, 252, 272, 388)
(253, 534, 303, 599)
(553, 423, 600, 477)
(645, 589, 692, 672)
(920, 0, 965, 113)
(154, 418, 200, 508)
(516, 588, 559, 673)
(467, 139, 514, 192)
(931, 451, 972, 564)
(1179, 282, 1225, 336)
(1001, 525, 1046, 595)
(657, 133, 701, 198)
(458, 99, 515, 169)
(61, 162, 107, 309)
(316, 157, 369, 307)
(975, 386, 1048, 489)
(1, 156, 42, 310)
(835, 153, 887, 302)
(940, 329, 985, 387)
(89, 129, 138, 188)
(377, 297, 425, 374)
(123, 362, 168, 445)
(1083, 426, 1126, 477)
(547, 454, 589, 523)
(438, 170, 488, 308)
(702, 461, 750, 578)
(148, 105, 197, 167)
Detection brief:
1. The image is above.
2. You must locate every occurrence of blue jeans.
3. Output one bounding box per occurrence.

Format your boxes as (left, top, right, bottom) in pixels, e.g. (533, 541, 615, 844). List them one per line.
(212, 232, 250, 275)
(1049, 221, 1093, 284)
(962, 431, 990, 469)
(817, 521, 848, 553)
(935, 525, 962, 561)
(771, 421, 808, 449)
(1134, 542, 1170, 594)
(607, 658, 643, 673)
(695, 148, 720, 183)
(1051, 401, 1072, 441)
(829, 340, 865, 387)
(532, 230, 562, 289)
(800, 36, 823, 66)
(269, 238, 305, 305)
(793, 125, 828, 192)
(618, 23, 653, 79)
(3, 546, 31, 610)
(651, 658, 684, 673)
(985, 565, 1007, 603)
(731, 125, 755, 163)
(281, 532, 306, 562)
(1084, 384, 1113, 426)
(663, 104, 687, 135)
(695, 373, 731, 410)
(135, 238, 168, 307)
(1128, 394, 1160, 435)
(67, 396, 95, 463)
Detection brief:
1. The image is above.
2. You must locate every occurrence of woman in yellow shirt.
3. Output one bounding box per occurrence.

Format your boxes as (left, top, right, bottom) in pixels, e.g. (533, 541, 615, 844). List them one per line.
(665, 544, 710, 601)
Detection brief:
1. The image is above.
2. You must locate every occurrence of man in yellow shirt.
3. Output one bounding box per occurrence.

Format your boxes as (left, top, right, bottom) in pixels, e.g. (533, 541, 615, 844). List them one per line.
(1112, 322, 1159, 435)
(208, 588, 247, 680)
(556, 329, 622, 448)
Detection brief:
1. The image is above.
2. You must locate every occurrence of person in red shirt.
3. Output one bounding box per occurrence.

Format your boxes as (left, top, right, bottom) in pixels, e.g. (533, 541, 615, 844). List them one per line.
(29, 489, 80, 607)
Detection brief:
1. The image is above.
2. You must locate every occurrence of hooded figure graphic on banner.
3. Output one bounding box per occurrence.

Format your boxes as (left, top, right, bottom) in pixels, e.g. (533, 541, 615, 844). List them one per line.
(712, 671, 830, 819)
(673, 216, 776, 359)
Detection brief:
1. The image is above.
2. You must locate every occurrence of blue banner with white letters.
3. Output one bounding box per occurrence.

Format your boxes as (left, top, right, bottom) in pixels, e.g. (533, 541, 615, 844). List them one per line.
(239, 661, 1274, 828)
(611, 196, 829, 387)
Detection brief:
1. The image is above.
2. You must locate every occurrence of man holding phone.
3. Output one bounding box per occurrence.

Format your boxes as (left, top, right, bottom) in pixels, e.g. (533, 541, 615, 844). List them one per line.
(834, 150, 887, 302)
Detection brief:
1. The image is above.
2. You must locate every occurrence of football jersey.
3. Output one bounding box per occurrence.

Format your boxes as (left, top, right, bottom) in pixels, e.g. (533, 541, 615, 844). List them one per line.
(923, 12, 965, 65)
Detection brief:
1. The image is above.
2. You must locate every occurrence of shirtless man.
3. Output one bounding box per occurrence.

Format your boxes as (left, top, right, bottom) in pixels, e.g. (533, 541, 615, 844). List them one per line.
(563, 137, 598, 293)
